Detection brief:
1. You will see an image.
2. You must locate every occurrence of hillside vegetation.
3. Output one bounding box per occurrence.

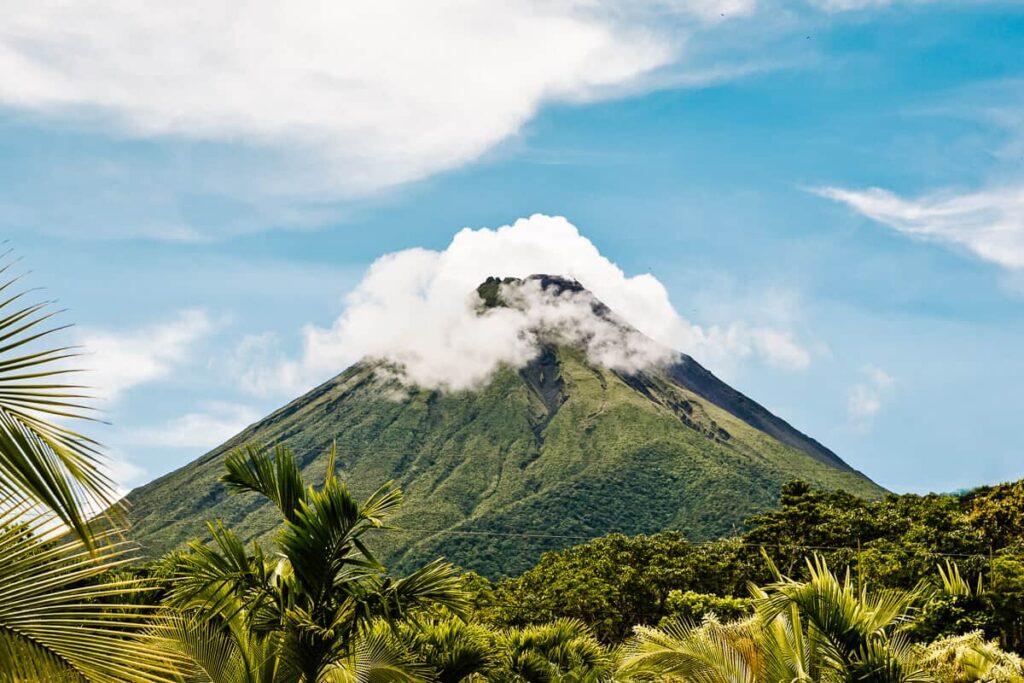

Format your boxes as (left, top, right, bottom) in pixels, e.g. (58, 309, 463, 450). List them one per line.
(473, 478, 1024, 648)
(120, 447, 1024, 682)
(127, 342, 880, 576)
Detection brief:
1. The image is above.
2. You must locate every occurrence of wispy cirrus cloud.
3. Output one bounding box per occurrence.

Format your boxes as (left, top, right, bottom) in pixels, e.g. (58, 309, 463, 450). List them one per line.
(814, 185, 1024, 269)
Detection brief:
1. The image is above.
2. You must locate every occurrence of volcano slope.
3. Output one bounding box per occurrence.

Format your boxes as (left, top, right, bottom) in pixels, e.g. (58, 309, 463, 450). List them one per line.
(125, 277, 882, 577)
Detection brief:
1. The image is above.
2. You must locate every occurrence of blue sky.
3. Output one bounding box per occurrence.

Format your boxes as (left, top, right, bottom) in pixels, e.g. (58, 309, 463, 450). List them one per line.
(2, 1, 1022, 494)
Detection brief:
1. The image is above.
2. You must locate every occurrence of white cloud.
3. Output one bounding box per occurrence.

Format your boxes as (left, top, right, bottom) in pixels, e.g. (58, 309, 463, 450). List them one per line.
(806, 0, 934, 10)
(815, 185, 1024, 269)
(118, 401, 261, 450)
(233, 214, 812, 395)
(745, 328, 812, 370)
(0, 1, 754, 200)
(75, 310, 214, 402)
(808, 0, 892, 9)
(847, 365, 894, 422)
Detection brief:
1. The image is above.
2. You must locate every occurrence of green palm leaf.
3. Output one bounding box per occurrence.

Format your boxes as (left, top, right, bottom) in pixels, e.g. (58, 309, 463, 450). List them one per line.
(0, 497, 180, 682)
(495, 619, 613, 683)
(322, 622, 426, 683)
(397, 618, 494, 682)
(150, 613, 281, 683)
(620, 617, 759, 683)
(0, 268, 116, 543)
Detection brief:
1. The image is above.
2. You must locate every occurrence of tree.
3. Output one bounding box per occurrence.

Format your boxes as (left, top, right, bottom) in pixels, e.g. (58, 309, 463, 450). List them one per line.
(662, 590, 753, 625)
(397, 618, 494, 682)
(919, 631, 1024, 683)
(486, 533, 752, 642)
(166, 442, 469, 683)
(743, 481, 987, 588)
(489, 620, 613, 683)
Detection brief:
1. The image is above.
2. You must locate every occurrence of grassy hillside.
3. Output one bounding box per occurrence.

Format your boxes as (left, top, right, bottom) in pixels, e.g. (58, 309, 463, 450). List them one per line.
(126, 344, 881, 577)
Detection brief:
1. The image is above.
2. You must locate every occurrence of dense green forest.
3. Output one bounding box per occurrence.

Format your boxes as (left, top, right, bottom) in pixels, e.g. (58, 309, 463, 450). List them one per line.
(468, 479, 1024, 648)
(131, 454, 1024, 650)
(112, 443, 1024, 681)
(12, 428, 1024, 681)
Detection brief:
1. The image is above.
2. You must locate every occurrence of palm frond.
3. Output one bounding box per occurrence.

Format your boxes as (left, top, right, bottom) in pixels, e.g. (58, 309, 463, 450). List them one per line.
(0, 498, 180, 682)
(322, 623, 426, 683)
(278, 479, 390, 597)
(0, 272, 116, 543)
(397, 618, 494, 682)
(621, 617, 757, 683)
(936, 561, 982, 599)
(169, 521, 275, 625)
(150, 613, 280, 683)
(919, 631, 1024, 683)
(222, 443, 308, 523)
(372, 559, 470, 623)
(496, 619, 613, 682)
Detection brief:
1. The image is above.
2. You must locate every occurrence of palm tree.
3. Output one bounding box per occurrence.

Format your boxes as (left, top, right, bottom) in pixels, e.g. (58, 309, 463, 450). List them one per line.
(151, 610, 432, 683)
(919, 631, 1024, 683)
(490, 619, 614, 683)
(0, 267, 179, 682)
(760, 555, 933, 683)
(396, 617, 494, 682)
(397, 616, 614, 683)
(620, 614, 766, 683)
(166, 442, 468, 683)
(620, 555, 933, 683)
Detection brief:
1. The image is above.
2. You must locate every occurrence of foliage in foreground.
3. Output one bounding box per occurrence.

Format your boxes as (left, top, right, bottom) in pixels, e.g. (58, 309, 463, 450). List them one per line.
(621, 556, 1024, 683)
(0, 498, 178, 682)
(145, 441, 1024, 683)
(0, 266, 118, 544)
(0, 267, 175, 683)
(157, 525, 1024, 682)
(161, 443, 467, 682)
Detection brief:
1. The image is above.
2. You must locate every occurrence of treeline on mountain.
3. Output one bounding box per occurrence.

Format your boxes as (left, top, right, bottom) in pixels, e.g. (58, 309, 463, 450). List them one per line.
(100, 443, 1024, 682)
(466, 479, 1024, 648)
(13, 433, 1024, 681)
(124, 454, 1024, 653)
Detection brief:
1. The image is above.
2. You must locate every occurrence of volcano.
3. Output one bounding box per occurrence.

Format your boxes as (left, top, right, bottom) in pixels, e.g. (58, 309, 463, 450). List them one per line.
(125, 275, 881, 577)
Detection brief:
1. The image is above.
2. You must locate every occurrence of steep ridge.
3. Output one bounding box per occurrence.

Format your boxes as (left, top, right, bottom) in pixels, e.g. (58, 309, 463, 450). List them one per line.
(666, 356, 852, 472)
(125, 276, 882, 577)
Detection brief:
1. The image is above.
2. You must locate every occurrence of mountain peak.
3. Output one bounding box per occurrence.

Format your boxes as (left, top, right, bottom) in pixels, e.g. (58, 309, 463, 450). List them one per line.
(476, 274, 587, 309)
(125, 335, 882, 576)
(124, 274, 882, 577)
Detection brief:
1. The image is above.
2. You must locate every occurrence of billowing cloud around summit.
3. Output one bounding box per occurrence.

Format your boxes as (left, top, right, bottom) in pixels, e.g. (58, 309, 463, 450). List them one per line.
(232, 215, 811, 394)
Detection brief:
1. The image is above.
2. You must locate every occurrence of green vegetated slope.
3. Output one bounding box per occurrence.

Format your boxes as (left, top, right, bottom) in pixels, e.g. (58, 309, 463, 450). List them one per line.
(127, 342, 881, 577)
